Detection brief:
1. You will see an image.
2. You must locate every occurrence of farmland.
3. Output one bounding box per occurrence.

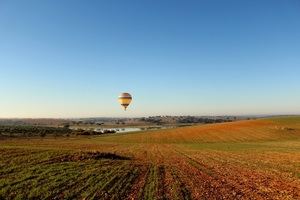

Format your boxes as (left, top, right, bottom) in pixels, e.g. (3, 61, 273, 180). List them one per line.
(1, 117, 300, 199)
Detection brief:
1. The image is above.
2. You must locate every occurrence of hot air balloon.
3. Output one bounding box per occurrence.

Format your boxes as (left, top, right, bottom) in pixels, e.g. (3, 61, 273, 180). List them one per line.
(118, 93, 132, 111)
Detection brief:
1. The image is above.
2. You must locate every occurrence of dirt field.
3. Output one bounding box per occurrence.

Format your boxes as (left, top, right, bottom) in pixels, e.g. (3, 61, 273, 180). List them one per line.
(1, 117, 300, 199)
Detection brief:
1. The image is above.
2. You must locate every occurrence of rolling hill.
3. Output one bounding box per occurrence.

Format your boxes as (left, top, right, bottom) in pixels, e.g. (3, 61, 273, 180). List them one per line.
(99, 116, 300, 143)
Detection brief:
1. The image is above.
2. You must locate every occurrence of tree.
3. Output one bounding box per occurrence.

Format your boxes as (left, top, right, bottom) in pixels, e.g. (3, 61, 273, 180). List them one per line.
(40, 130, 46, 138)
(63, 124, 70, 129)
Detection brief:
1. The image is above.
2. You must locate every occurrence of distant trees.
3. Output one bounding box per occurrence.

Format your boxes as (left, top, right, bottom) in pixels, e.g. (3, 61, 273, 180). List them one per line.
(139, 116, 234, 125)
(141, 117, 162, 124)
(176, 117, 232, 124)
(0, 125, 72, 137)
(63, 123, 70, 129)
(74, 129, 116, 136)
(39, 130, 46, 138)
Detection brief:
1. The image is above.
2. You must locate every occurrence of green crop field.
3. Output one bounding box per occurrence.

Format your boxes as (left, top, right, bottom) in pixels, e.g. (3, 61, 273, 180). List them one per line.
(1, 117, 300, 199)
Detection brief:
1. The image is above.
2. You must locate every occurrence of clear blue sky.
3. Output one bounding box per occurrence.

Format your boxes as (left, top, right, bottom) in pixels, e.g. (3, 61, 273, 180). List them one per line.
(0, 0, 300, 118)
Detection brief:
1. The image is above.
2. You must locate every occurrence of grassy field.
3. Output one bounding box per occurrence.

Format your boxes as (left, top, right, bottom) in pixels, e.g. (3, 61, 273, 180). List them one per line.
(1, 117, 300, 199)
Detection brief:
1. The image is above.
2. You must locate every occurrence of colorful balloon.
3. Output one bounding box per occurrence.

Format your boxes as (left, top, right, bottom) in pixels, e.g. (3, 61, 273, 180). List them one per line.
(118, 93, 132, 111)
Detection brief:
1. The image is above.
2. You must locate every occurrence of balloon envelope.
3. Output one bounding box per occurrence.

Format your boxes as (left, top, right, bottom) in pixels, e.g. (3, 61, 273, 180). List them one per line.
(118, 93, 132, 110)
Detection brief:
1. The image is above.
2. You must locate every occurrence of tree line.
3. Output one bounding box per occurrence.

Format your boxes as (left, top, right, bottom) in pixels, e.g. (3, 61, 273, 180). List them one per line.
(0, 125, 72, 137)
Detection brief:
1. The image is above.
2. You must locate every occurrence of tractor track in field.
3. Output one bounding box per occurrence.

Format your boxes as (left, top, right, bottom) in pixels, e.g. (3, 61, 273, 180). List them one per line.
(174, 150, 248, 199)
(128, 144, 193, 200)
(126, 164, 149, 200)
(166, 147, 238, 199)
(173, 147, 300, 199)
(169, 167, 192, 200)
(145, 144, 238, 199)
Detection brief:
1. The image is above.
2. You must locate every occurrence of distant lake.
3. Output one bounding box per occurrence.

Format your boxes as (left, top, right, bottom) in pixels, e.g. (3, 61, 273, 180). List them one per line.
(92, 127, 142, 133)
(114, 127, 142, 133)
(93, 126, 171, 133)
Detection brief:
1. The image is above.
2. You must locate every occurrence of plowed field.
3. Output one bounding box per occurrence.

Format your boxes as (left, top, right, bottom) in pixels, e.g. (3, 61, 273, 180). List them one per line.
(1, 117, 300, 199)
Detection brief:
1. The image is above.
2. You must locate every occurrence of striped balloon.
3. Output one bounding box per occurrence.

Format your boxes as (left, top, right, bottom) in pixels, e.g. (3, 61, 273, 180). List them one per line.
(118, 93, 132, 111)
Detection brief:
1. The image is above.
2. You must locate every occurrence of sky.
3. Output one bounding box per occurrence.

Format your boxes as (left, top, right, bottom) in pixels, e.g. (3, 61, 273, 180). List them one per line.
(0, 0, 300, 118)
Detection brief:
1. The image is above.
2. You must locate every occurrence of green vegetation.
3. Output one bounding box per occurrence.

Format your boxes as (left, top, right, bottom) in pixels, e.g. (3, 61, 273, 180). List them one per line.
(0, 125, 71, 137)
(0, 149, 138, 200)
(0, 125, 115, 138)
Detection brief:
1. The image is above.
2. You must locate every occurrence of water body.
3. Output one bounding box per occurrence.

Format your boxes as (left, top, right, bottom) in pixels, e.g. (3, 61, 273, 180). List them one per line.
(94, 126, 170, 134)
(93, 127, 142, 133)
(114, 127, 142, 133)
